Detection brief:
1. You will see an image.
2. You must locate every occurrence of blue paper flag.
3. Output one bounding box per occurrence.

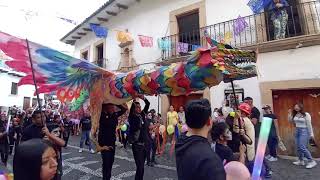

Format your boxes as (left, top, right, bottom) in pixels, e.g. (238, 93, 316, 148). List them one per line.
(90, 23, 108, 38)
(191, 45, 201, 51)
(247, 0, 272, 14)
(158, 39, 171, 50)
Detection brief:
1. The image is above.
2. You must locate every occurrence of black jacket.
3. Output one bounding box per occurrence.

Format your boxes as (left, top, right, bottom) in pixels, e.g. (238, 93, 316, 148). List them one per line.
(21, 124, 44, 142)
(98, 105, 127, 147)
(128, 98, 150, 144)
(0, 121, 9, 153)
(175, 134, 226, 180)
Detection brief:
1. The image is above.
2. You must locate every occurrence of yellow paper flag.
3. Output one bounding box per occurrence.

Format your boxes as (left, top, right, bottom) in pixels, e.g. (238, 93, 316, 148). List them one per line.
(116, 31, 133, 43)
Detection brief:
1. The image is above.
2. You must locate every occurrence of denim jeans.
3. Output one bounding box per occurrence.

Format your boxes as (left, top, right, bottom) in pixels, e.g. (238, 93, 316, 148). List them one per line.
(295, 128, 312, 161)
(80, 130, 92, 150)
(267, 136, 278, 157)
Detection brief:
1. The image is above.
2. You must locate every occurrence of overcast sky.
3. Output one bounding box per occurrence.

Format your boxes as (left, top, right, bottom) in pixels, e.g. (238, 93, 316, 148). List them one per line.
(0, 0, 106, 55)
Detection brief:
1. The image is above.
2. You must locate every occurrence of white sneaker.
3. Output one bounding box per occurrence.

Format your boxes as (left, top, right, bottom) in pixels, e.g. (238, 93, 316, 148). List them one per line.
(293, 160, 305, 166)
(268, 157, 278, 162)
(78, 148, 83, 153)
(265, 155, 272, 160)
(90, 149, 95, 154)
(306, 160, 317, 169)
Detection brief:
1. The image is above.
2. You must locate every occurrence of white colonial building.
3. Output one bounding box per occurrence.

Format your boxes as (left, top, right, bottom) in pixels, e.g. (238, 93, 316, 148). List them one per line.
(61, 0, 320, 156)
(0, 61, 44, 112)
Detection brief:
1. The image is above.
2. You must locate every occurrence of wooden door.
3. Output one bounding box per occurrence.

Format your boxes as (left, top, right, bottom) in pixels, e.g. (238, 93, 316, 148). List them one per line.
(273, 89, 320, 157)
(169, 94, 203, 111)
(23, 97, 31, 110)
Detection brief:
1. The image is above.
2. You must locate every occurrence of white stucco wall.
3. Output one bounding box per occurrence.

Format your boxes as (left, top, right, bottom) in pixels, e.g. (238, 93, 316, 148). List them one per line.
(257, 45, 320, 82)
(210, 77, 261, 110)
(0, 73, 44, 109)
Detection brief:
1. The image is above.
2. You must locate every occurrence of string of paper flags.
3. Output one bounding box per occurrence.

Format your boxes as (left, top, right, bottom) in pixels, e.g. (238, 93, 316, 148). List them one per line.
(0, 3, 253, 50)
(89, 14, 249, 51)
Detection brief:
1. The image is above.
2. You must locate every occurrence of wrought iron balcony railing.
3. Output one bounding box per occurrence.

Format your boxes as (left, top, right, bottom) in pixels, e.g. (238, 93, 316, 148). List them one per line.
(161, 1, 320, 60)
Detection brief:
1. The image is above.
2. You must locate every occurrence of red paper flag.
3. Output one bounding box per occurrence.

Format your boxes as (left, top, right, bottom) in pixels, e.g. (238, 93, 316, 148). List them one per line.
(138, 35, 153, 47)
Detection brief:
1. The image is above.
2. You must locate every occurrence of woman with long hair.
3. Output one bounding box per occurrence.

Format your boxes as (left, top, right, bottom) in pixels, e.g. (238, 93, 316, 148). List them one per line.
(13, 139, 58, 180)
(288, 103, 317, 169)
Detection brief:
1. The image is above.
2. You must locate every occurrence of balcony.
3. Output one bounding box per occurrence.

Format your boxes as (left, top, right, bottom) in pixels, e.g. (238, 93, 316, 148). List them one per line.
(92, 58, 107, 69)
(161, 1, 320, 60)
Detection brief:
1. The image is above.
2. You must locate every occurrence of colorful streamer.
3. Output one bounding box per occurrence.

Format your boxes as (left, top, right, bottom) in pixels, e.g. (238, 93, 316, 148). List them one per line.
(252, 117, 273, 180)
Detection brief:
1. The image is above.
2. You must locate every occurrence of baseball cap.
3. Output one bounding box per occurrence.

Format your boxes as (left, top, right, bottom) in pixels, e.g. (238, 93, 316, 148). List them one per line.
(262, 105, 271, 109)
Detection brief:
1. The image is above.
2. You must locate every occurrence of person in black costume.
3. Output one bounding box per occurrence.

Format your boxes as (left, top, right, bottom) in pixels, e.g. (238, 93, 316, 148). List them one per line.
(128, 95, 150, 180)
(98, 103, 127, 180)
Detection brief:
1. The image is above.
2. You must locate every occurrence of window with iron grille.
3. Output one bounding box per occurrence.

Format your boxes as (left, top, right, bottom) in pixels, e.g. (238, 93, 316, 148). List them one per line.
(177, 11, 200, 53)
(96, 43, 104, 67)
(11, 82, 18, 95)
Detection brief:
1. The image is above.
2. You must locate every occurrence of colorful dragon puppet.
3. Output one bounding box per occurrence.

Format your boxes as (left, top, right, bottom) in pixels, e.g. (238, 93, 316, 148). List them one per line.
(0, 31, 257, 151)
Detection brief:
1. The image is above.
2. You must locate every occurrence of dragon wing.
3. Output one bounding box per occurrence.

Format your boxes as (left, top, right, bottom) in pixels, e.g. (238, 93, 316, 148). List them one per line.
(0, 31, 112, 104)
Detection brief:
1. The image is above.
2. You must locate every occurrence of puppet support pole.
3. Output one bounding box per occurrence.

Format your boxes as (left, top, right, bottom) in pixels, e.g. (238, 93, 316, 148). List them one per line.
(26, 39, 45, 125)
(230, 79, 238, 108)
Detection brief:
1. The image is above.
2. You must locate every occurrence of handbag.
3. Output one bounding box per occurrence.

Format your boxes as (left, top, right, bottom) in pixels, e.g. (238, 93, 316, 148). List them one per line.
(278, 140, 287, 151)
(309, 138, 317, 147)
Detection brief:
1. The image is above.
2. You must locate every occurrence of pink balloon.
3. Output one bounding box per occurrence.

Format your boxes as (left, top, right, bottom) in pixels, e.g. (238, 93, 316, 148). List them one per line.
(181, 124, 188, 133)
(225, 161, 250, 180)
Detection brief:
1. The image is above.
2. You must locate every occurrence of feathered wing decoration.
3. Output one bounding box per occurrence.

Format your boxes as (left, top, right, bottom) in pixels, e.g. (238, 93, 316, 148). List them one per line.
(0, 31, 110, 108)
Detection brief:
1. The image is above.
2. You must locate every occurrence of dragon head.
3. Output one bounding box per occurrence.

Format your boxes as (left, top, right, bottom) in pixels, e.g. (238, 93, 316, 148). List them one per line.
(210, 47, 257, 81)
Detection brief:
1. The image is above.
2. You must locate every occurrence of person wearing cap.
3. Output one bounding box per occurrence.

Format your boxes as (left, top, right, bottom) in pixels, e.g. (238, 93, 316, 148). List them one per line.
(243, 97, 260, 138)
(262, 105, 281, 162)
(235, 103, 255, 163)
